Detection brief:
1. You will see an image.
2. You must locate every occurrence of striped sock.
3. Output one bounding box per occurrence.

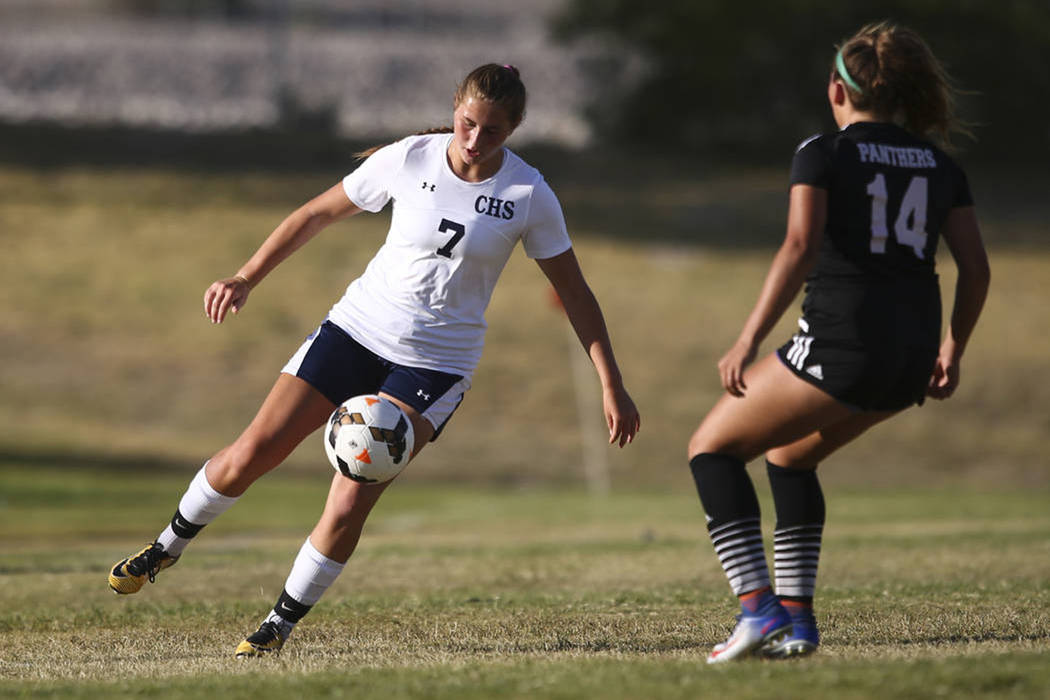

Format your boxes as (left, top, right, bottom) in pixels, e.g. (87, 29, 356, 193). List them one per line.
(690, 453, 771, 596)
(766, 461, 825, 603)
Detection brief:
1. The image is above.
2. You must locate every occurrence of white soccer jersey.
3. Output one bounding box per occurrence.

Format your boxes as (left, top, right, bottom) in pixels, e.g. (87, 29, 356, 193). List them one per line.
(328, 133, 572, 378)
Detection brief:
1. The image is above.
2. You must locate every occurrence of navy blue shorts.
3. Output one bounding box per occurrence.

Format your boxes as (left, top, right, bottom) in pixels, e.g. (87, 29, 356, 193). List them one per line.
(282, 321, 469, 440)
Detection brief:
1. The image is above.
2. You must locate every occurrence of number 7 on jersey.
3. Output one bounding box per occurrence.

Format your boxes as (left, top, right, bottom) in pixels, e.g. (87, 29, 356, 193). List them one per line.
(436, 218, 466, 258)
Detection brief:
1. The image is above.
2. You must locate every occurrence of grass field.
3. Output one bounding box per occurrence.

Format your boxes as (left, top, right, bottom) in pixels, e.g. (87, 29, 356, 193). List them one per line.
(1, 161, 1048, 697)
(2, 461, 1049, 698)
(1, 164, 1048, 489)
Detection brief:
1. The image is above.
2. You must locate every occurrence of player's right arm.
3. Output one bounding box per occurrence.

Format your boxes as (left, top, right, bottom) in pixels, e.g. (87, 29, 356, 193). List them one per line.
(204, 184, 364, 323)
(926, 205, 990, 399)
(719, 184, 826, 396)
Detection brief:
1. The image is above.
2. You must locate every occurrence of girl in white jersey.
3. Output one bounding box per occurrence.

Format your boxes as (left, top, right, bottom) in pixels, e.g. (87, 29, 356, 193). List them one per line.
(107, 64, 641, 657)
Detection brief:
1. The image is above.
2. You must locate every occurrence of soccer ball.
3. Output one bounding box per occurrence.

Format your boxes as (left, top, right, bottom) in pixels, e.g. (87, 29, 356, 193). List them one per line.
(323, 395, 414, 484)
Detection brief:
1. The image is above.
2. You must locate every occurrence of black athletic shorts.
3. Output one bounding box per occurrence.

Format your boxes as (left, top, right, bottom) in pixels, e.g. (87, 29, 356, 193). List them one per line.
(282, 320, 469, 440)
(776, 278, 941, 411)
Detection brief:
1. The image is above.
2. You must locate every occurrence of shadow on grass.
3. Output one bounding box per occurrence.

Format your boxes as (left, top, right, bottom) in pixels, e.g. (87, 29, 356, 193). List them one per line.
(895, 631, 1050, 646)
(0, 446, 192, 473)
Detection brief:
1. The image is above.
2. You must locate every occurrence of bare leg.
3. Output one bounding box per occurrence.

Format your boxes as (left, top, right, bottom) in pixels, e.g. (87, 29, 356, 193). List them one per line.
(111, 373, 337, 596)
(766, 408, 899, 469)
(761, 408, 900, 659)
(688, 354, 855, 461)
(206, 373, 336, 496)
(688, 354, 861, 662)
(309, 395, 436, 562)
(234, 393, 442, 656)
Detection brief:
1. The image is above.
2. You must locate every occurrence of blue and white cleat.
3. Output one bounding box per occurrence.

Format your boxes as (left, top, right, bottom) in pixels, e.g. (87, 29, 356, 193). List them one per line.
(707, 605, 793, 664)
(762, 604, 819, 659)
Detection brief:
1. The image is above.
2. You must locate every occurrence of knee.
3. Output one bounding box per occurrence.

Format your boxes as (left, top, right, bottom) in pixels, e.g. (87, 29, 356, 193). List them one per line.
(226, 436, 264, 473)
(687, 425, 715, 461)
(320, 479, 390, 535)
(212, 434, 280, 489)
(766, 448, 820, 470)
(688, 427, 743, 463)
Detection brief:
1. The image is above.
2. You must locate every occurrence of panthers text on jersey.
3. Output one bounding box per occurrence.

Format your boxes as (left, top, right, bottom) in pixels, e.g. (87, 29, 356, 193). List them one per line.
(790, 122, 973, 283)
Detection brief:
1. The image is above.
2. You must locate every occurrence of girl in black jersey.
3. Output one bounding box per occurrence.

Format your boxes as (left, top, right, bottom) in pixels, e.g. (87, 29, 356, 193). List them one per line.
(689, 22, 990, 663)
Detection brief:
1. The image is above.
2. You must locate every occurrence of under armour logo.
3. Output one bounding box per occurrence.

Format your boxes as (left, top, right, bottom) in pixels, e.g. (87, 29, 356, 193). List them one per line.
(417, 389, 430, 401)
(421, 181, 436, 191)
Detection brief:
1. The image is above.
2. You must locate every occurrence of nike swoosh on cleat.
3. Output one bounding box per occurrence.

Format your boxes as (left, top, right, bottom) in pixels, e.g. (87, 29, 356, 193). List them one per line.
(111, 561, 129, 577)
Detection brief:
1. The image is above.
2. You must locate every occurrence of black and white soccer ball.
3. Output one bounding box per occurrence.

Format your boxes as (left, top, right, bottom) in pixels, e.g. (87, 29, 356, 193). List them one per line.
(323, 395, 414, 484)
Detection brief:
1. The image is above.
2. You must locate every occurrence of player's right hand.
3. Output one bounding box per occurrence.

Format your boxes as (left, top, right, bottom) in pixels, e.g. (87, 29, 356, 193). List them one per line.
(926, 353, 960, 400)
(204, 276, 251, 324)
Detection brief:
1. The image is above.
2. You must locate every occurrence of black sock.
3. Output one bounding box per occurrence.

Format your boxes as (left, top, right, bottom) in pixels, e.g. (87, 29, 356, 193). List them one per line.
(766, 460, 825, 604)
(273, 589, 312, 624)
(689, 453, 770, 596)
(169, 508, 205, 539)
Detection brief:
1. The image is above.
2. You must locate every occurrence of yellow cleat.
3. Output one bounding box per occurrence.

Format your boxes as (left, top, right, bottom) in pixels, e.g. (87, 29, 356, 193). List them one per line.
(235, 621, 287, 658)
(108, 542, 178, 595)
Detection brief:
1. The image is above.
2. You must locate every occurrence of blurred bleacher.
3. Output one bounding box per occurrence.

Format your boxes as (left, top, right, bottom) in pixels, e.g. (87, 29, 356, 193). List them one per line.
(0, 0, 623, 155)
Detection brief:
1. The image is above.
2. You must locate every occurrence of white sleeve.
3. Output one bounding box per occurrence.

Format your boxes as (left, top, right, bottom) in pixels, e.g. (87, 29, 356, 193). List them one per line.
(521, 179, 573, 259)
(342, 141, 408, 212)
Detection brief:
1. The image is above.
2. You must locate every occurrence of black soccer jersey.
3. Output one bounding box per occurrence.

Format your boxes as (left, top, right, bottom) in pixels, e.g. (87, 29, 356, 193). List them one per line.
(790, 122, 973, 283)
(777, 122, 973, 409)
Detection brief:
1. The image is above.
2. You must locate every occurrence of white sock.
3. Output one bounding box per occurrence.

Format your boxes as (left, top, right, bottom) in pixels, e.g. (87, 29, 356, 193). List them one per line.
(155, 463, 238, 557)
(263, 537, 346, 638)
(284, 537, 345, 606)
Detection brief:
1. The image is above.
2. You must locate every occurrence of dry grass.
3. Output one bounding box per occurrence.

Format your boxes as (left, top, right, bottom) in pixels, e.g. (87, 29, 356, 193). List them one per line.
(1, 159, 1047, 698)
(1, 462, 1048, 698)
(2, 164, 1048, 493)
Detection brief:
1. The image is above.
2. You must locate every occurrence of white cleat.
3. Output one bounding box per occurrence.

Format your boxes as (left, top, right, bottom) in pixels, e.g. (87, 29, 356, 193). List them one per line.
(707, 609, 793, 664)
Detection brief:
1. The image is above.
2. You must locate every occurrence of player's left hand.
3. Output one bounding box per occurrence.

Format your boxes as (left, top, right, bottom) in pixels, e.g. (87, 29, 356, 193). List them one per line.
(604, 386, 640, 447)
(926, 352, 960, 400)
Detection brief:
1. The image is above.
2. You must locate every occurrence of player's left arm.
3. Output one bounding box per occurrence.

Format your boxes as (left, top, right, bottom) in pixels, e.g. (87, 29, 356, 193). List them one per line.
(536, 249, 640, 447)
(927, 205, 990, 399)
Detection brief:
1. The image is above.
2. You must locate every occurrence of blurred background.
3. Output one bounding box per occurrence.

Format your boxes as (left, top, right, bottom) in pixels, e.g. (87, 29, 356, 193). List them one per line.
(2, 0, 1048, 493)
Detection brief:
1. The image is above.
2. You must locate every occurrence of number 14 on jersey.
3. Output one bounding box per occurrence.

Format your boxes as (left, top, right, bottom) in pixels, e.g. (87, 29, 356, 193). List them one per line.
(866, 173, 928, 259)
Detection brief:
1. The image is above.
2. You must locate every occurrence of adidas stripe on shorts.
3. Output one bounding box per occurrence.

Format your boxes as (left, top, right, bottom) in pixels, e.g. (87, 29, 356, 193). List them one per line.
(776, 313, 939, 413)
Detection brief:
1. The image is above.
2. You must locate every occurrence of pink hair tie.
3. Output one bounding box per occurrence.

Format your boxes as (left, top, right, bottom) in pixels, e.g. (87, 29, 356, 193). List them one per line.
(503, 64, 520, 78)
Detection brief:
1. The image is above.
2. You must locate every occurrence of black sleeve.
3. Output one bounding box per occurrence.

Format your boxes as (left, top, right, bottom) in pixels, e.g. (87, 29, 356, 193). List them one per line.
(789, 134, 834, 189)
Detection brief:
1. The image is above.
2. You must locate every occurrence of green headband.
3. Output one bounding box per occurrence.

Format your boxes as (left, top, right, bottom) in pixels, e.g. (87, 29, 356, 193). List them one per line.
(835, 48, 863, 94)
